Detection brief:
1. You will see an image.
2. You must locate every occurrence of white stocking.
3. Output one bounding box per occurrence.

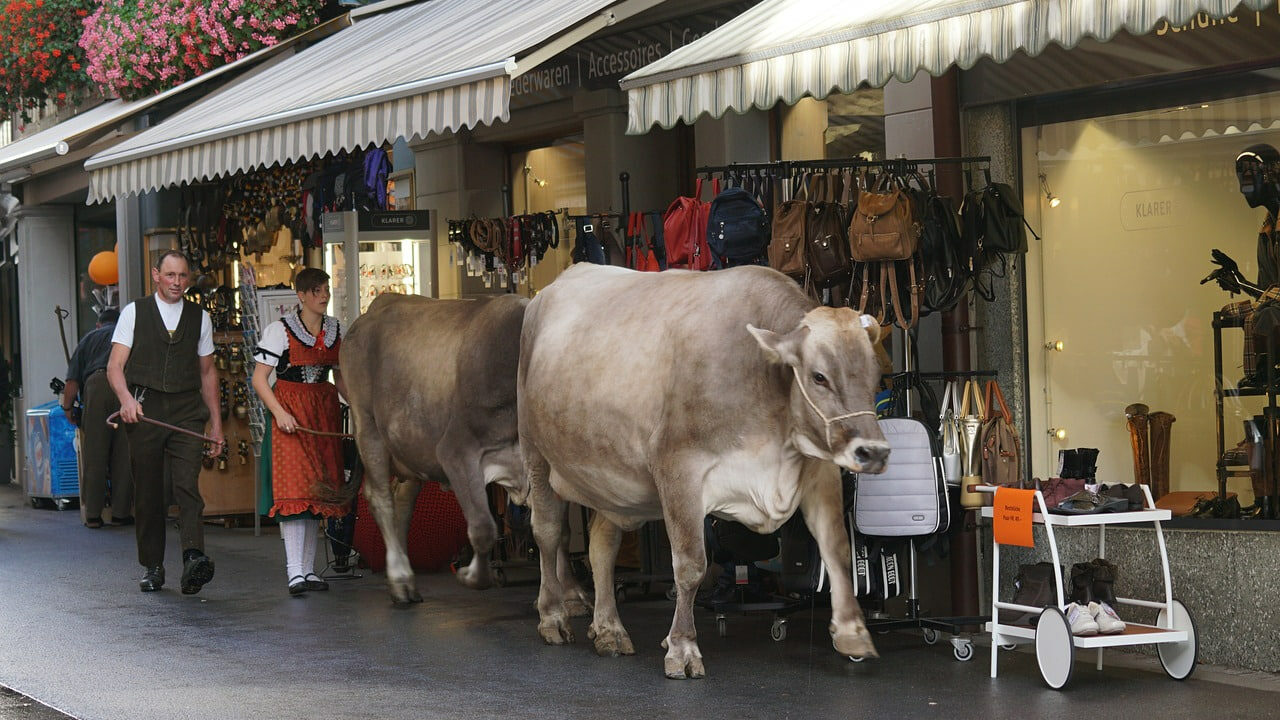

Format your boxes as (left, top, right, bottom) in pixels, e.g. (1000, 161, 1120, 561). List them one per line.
(302, 518, 319, 577)
(281, 519, 306, 582)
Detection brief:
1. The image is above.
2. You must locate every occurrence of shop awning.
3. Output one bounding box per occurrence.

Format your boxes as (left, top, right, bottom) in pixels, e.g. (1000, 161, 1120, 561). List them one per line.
(620, 0, 1274, 133)
(85, 0, 659, 204)
(0, 15, 349, 187)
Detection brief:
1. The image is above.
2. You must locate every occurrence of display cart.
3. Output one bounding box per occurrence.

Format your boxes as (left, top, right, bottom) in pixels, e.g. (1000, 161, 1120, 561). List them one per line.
(979, 485, 1198, 689)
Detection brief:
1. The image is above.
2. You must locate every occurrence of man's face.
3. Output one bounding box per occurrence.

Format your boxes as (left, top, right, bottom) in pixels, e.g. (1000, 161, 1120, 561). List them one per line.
(152, 256, 190, 303)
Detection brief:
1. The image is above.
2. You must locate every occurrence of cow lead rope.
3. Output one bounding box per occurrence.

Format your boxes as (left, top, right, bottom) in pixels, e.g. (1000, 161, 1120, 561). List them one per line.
(791, 367, 876, 451)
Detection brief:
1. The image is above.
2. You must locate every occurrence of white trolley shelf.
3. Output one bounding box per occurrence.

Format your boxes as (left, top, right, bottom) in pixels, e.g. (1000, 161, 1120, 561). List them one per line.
(979, 486, 1198, 689)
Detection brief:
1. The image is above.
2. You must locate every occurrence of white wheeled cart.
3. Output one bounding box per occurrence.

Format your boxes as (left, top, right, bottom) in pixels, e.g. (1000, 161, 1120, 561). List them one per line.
(980, 485, 1198, 689)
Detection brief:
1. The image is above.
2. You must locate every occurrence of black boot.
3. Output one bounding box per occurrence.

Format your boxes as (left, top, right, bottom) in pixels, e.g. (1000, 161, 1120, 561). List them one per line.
(1069, 562, 1095, 605)
(1089, 558, 1118, 604)
(1058, 449, 1082, 479)
(1076, 448, 1100, 481)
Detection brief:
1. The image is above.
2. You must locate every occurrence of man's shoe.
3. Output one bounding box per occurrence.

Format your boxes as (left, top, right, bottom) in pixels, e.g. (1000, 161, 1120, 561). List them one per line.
(1089, 601, 1126, 634)
(140, 566, 165, 592)
(110, 515, 135, 526)
(1066, 602, 1099, 636)
(83, 517, 103, 529)
(303, 573, 329, 591)
(180, 552, 215, 595)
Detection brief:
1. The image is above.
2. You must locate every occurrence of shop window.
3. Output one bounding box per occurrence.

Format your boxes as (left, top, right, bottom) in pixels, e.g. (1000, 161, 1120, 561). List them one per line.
(1028, 90, 1280, 506)
(824, 88, 885, 160)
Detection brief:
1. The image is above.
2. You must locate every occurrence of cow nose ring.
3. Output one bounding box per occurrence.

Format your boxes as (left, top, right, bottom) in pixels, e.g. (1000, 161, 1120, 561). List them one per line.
(791, 368, 876, 450)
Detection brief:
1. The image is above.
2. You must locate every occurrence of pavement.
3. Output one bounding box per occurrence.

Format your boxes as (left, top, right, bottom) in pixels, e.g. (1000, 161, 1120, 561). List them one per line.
(1, 481, 1277, 720)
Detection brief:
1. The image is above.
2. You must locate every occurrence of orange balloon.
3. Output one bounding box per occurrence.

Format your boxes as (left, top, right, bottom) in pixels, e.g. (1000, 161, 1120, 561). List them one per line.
(88, 250, 118, 285)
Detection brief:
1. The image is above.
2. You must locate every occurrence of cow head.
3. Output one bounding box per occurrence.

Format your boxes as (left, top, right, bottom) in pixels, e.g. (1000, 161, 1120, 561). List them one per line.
(748, 308, 889, 473)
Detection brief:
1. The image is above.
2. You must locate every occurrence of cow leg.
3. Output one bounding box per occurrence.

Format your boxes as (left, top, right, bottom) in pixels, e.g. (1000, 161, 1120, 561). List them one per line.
(357, 426, 422, 604)
(527, 451, 574, 645)
(655, 472, 707, 679)
(799, 461, 877, 659)
(586, 512, 634, 656)
(557, 509, 592, 618)
(436, 444, 497, 590)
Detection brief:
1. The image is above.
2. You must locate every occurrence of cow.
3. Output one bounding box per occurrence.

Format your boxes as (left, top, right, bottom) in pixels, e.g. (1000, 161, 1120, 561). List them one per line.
(341, 293, 588, 610)
(517, 263, 891, 678)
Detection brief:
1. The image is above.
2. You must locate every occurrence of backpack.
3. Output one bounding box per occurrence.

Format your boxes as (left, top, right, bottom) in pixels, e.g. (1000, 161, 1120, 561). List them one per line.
(913, 178, 966, 313)
(571, 219, 606, 265)
(769, 175, 810, 280)
(848, 174, 920, 262)
(805, 173, 853, 288)
(663, 178, 716, 270)
(706, 187, 767, 268)
(361, 147, 392, 211)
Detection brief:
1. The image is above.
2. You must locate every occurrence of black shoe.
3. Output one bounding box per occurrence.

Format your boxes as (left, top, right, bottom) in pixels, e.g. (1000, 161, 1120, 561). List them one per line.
(83, 517, 103, 529)
(140, 566, 165, 592)
(288, 575, 308, 596)
(303, 573, 329, 591)
(111, 515, 135, 527)
(180, 552, 215, 595)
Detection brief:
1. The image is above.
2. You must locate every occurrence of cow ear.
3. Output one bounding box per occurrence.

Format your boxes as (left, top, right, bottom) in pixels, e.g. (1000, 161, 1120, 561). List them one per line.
(859, 314, 881, 344)
(748, 324, 801, 366)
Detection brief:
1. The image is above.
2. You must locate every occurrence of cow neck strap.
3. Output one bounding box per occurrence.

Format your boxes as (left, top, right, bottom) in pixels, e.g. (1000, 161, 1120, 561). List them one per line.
(791, 367, 876, 450)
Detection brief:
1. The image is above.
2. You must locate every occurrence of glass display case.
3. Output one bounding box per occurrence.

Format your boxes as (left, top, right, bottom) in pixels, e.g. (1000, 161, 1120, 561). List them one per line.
(321, 210, 434, 325)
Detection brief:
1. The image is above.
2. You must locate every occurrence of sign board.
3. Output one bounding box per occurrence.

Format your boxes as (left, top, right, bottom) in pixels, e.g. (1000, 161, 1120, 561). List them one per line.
(993, 487, 1036, 548)
(358, 210, 431, 232)
(256, 288, 299, 328)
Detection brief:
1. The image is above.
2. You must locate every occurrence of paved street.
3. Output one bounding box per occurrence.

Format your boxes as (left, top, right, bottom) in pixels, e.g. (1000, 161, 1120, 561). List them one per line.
(1, 481, 1277, 720)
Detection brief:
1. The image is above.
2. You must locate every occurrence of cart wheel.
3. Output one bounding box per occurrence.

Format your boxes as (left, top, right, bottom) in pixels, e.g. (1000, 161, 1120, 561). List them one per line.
(492, 568, 507, 588)
(848, 655, 865, 663)
(615, 586, 627, 605)
(770, 619, 787, 642)
(921, 627, 939, 645)
(716, 616, 727, 638)
(1001, 643, 1018, 651)
(29, 496, 41, 509)
(1034, 607, 1075, 690)
(1156, 599, 1198, 681)
(952, 640, 974, 662)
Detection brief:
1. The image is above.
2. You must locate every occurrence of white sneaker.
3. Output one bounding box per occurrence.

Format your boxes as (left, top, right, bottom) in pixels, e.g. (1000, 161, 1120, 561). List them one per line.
(1066, 602, 1099, 635)
(1090, 601, 1126, 634)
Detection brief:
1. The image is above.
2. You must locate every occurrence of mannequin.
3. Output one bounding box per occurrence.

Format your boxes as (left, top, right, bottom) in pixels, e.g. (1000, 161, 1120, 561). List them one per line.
(1202, 144, 1280, 518)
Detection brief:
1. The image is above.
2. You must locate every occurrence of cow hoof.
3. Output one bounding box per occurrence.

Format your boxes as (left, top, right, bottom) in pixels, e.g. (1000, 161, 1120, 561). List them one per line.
(663, 655, 706, 679)
(538, 619, 575, 645)
(455, 565, 492, 590)
(389, 585, 423, 605)
(590, 626, 636, 657)
(564, 595, 592, 618)
(831, 624, 879, 659)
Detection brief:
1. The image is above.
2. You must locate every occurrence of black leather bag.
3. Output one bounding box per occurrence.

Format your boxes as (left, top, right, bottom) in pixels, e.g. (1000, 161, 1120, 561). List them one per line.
(980, 182, 1032, 254)
(999, 562, 1063, 624)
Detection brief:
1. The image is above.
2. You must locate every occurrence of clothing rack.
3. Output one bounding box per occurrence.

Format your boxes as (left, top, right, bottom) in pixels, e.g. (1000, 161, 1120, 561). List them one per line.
(695, 155, 992, 179)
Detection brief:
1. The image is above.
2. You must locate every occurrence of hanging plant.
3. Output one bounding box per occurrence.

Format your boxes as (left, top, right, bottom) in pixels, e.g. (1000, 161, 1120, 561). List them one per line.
(0, 0, 95, 124)
(79, 0, 323, 102)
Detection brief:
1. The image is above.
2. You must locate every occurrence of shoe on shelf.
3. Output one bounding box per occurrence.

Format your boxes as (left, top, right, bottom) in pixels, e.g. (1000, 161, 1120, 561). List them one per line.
(139, 565, 165, 592)
(180, 551, 215, 595)
(1089, 601, 1126, 634)
(303, 573, 329, 591)
(1065, 602, 1099, 636)
(288, 575, 308, 596)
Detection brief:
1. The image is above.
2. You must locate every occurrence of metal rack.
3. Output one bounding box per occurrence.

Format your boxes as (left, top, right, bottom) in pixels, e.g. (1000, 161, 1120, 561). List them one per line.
(1212, 310, 1279, 517)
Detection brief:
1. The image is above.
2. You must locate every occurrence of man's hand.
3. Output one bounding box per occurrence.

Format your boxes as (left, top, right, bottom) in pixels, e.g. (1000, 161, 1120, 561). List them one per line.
(205, 428, 226, 457)
(118, 396, 144, 424)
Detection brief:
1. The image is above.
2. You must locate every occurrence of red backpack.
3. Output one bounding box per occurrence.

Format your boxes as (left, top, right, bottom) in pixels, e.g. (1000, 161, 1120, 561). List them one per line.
(663, 178, 718, 270)
(626, 212, 661, 272)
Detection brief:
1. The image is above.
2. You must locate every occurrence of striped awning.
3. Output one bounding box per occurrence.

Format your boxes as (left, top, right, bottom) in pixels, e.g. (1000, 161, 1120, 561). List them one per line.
(621, 0, 1274, 134)
(85, 0, 625, 203)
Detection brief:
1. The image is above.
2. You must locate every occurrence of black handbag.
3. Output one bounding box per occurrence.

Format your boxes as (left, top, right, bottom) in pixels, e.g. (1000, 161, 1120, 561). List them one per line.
(999, 562, 1063, 624)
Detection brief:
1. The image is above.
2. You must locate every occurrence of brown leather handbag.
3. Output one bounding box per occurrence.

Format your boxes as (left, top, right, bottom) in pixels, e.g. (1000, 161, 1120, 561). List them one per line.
(980, 380, 1023, 490)
(848, 175, 921, 262)
(805, 173, 853, 287)
(769, 175, 809, 279)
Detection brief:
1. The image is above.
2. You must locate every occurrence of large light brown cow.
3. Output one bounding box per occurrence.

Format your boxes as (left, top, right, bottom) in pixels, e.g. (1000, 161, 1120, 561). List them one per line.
(341, 293, 586, 608)
(518, 264, 890, 678)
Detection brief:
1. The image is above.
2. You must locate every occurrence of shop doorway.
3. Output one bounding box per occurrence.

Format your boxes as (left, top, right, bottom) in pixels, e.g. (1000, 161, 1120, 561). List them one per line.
(508, 137, 585, 295)
(1026, 92, 1280, 502)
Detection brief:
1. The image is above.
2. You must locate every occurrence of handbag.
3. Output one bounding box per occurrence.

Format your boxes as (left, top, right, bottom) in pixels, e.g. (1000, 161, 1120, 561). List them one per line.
(958, 378, 986, 508)
(938, 380, 962, 487)
(805, 173, 853, 288)
(769, 174, 809, 279)
(980, 380, 1023, 491)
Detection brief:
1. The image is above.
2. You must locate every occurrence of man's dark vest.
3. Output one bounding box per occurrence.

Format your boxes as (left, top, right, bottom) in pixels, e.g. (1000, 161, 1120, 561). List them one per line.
(124, 296, 203, 393)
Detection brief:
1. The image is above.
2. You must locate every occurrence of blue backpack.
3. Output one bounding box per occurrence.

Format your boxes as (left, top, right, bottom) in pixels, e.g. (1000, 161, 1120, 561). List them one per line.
(706, 187, 768, 269)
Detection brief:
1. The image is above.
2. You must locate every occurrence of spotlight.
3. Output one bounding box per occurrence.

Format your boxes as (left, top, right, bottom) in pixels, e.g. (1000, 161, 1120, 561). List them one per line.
(1039, 173, 1060, 208)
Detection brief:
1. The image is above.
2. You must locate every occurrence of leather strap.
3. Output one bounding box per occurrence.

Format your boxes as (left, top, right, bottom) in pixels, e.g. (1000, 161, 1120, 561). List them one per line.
(984, 380, 1013, 424)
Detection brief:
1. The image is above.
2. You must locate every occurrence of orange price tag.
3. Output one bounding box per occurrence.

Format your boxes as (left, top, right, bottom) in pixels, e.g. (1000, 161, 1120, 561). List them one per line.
(993, 487, 1036, 547)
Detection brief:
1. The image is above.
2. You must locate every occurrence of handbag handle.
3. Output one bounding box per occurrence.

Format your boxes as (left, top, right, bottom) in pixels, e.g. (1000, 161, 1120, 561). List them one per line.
(939, 380, 955, 419)
(984, 380, 1013, 424)
(960, 378, 985, 419)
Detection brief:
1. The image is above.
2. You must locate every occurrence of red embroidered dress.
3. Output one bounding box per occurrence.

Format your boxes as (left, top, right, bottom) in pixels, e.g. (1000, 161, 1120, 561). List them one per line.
(260, 313, 345, 518)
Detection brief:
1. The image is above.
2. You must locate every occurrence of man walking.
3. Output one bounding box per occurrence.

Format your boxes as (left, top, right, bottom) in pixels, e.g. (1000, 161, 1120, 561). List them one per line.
(107, 250, 224, 594)
(61, 307, 133, 528)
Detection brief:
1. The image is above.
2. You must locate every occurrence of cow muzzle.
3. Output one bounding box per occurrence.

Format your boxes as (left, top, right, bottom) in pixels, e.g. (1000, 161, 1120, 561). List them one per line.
(836, 440, 890, 474)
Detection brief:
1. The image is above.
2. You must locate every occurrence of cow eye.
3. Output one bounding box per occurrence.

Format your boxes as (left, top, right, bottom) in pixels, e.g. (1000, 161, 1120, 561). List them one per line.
(811, 371, 828, 387)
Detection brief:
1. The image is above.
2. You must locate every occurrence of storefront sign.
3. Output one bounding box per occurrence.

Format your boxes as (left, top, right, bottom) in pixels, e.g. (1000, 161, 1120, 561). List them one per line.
(510, 1, 753, 108)
(1121, 188, 1182, 231)
(359, 210, 431, 232)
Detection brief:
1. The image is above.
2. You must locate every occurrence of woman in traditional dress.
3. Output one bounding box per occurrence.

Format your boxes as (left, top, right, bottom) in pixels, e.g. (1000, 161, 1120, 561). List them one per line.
(252, 268, 349, 595)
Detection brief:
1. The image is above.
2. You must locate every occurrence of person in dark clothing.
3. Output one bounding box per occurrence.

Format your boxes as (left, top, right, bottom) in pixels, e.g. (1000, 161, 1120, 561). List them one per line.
(62, 307, 133, 528)
(107, 251, 224, 594)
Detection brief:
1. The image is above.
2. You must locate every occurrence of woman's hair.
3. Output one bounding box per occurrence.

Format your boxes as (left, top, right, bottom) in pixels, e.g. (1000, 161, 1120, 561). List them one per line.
(294, 267, 331, 294)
